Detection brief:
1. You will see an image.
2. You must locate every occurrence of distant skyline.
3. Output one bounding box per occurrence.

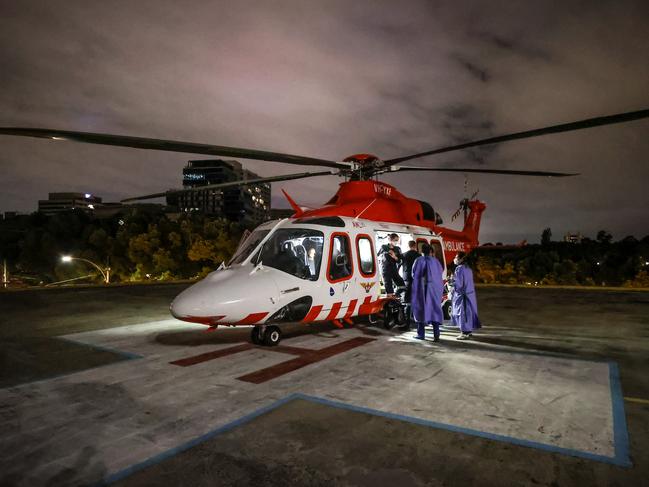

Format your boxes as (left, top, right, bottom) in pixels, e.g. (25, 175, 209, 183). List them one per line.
(1, 0, 648, 243)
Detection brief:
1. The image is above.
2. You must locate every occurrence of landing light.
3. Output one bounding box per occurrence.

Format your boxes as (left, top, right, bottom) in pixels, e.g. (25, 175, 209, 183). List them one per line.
(61, 256, 72, 262)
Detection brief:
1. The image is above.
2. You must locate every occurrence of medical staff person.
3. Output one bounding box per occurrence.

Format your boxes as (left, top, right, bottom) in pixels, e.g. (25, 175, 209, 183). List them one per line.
(411, 243, 444, 341)
(450, 251, 482, 339)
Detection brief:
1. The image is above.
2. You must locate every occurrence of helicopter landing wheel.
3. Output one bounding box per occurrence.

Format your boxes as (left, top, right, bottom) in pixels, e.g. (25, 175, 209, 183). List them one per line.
(380, 300, 407, 330)
(263, 325, 282, 346)
(251, 325, 263, 345)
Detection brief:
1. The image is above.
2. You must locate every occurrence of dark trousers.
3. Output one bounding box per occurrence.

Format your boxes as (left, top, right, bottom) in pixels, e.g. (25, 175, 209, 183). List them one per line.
(417, 321, 440, 339)
(382, 268, 405, 294)
(404, 280, 413, 326)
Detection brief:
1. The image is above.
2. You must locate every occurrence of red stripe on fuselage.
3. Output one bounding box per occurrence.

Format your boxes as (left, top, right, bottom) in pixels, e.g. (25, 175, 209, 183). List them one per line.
(344, 299, 358, 318)
(325, 302, 343, 321)
(236, 312, 269, 325)
(358, 295, 384, 315)
(303, 305, 323, 323)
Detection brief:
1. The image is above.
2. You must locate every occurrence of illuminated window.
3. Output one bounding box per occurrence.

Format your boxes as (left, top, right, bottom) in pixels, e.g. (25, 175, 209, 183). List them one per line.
(356, 236, 375, 276)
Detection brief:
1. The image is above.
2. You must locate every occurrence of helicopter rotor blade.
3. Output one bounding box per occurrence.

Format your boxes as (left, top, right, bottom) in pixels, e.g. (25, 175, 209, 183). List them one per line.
(387, 166, 578, 177)
(0, 127, 348, 169)
(121, 170, 336, 203)
(384, 108, 649, 166)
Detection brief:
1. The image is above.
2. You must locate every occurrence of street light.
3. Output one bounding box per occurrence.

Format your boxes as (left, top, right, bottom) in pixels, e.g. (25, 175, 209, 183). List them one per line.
(61, 255, 110, 284)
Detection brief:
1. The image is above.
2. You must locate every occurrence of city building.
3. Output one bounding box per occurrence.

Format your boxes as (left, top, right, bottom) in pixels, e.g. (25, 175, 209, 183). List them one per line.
(166, 159, 270, 226)
(37, 193, 102, 216)
(564, 232, 584, 244)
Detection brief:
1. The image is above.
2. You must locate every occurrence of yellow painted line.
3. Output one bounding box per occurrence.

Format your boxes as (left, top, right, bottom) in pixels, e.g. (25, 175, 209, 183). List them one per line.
(624, 397, 649, 405)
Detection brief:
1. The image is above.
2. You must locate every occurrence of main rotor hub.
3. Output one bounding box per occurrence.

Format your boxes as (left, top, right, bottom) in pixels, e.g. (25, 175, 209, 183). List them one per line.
(342, 154, 384, 180)
(343, 153, 382, 167)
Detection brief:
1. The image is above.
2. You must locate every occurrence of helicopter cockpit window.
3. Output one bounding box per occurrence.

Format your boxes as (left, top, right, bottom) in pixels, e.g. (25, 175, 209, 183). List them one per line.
(229, 229, 270, 265)
(252, 229, 324, 280)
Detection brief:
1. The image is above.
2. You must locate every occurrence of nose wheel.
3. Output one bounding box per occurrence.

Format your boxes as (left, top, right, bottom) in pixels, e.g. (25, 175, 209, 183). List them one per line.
(251, 325, 282, 346)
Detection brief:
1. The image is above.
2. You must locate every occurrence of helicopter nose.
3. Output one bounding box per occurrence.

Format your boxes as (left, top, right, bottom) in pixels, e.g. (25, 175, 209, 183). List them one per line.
(170, 268, 279, 325)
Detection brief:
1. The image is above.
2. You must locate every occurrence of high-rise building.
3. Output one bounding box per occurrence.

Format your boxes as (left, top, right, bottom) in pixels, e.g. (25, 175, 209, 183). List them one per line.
(38, 192, 102, 216)
(166, 159, 271, 226)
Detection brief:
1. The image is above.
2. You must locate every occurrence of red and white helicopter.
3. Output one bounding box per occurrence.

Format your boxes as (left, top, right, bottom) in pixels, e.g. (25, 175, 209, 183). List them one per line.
(1, 108, 647, 345)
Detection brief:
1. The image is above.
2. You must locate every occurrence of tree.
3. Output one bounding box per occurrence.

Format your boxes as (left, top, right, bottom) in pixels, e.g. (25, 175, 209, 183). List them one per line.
(541, 228, 552, 246)
(596, 230, 613, 244)
(624, 270, 649, 288)
(475, 260, 498, 283)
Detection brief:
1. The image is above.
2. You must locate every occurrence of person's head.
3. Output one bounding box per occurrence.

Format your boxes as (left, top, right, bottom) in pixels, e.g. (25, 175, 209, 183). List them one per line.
(307, 247, 316, 259)
(421, 243, 431, 256)
(389, 233, 399, 245)
(454, 251, 466, 265)
(408, 240, 417, 250)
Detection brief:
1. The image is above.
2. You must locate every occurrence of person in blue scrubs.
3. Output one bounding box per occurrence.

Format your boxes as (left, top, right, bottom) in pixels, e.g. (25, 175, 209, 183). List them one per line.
(450, 251, 482, 339)
(411, 244, 444, 341)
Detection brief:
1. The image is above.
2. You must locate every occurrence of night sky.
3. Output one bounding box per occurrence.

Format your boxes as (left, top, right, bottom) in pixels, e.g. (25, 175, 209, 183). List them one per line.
(1, 0, 648, 243)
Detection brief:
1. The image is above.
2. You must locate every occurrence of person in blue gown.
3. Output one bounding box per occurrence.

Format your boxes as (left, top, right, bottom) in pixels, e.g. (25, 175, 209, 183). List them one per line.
(411, 243, 444, 341)
(450, 251, 481, 340)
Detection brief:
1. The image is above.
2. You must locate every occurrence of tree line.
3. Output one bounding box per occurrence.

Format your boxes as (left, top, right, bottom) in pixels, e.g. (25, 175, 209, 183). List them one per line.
(0, 209, 243, 285)
(2, 213, 648, 288)
(471, 228, 649, 288)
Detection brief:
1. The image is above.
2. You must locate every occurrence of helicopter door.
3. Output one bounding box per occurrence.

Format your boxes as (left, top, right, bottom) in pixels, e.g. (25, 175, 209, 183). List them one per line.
(322, 232, 355, 319)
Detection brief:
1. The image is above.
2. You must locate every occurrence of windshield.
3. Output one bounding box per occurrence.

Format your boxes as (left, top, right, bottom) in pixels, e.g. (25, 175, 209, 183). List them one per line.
(252, 228, 324, 280)
(229, 229, 270, 265)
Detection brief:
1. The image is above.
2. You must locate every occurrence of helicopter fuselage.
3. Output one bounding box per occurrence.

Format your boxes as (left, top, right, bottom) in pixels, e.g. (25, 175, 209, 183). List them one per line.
(170, 180, 485, 331)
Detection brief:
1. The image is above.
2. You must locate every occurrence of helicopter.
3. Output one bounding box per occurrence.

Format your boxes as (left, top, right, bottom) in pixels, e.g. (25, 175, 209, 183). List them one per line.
(1, 108, 648, 346)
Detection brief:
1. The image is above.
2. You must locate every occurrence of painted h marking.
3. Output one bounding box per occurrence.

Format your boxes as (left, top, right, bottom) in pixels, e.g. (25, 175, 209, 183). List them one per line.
(169, 337, 376, 384)
(236, 337, 375, 384)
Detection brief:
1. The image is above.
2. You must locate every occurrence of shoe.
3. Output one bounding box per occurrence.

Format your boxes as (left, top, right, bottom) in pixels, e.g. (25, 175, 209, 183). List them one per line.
(456, 334, 471, 340)
(433, 337, 440, 342)
(414, 335, 426, 340)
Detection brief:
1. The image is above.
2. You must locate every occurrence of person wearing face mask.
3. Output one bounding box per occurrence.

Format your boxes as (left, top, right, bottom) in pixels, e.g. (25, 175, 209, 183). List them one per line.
(378, 233, 405, 295)
(450, 251, 481, 340)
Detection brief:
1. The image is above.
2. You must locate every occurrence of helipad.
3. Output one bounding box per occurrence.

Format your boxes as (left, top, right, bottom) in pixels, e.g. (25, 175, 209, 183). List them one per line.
(0, 318, 629, 486)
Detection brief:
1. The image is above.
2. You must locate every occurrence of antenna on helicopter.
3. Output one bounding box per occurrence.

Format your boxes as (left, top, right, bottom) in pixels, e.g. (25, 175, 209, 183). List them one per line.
(452, 176, 480, 224)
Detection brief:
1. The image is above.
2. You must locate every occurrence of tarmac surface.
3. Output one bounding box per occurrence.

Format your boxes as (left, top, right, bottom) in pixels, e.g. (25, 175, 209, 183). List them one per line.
(0, 284, 648, 486)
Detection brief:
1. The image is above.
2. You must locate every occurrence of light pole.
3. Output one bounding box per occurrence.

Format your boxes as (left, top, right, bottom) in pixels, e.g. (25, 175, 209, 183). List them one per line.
(61, 255, 110, 284)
